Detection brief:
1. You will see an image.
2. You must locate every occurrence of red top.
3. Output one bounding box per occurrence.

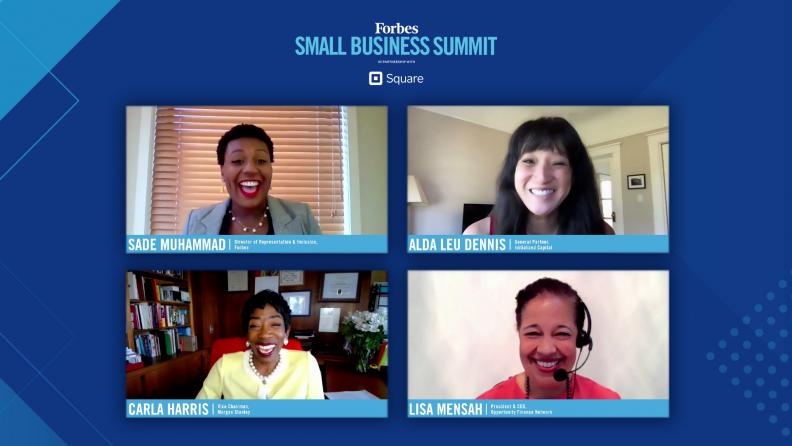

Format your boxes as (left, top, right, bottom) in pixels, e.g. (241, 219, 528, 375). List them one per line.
(477, 374, 621, 399)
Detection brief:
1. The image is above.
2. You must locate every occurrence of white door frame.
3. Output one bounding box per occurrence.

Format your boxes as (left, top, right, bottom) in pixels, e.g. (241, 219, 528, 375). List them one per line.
(588, 142, 623, 234)
(647, 131, 669, 235)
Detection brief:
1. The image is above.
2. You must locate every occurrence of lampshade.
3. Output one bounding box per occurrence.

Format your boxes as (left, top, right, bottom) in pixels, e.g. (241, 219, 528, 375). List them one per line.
(407, 175, 428, 206)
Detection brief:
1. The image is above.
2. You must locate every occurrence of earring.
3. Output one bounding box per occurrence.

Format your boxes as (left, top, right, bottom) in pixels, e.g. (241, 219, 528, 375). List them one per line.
(284, 339, 289, 346)
(245, 341, 251, 348)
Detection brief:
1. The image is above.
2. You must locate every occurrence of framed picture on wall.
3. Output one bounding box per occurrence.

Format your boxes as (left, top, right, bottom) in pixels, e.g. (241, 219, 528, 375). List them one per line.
(318, 307, 341, 332)
(279, 270, 304, 287)
(282, 291, 311, 316)
(254, 275, 279, 294)
(227, 271, 248, 292)
(627, 174, 646, 189)
(320, 272, 360, 301)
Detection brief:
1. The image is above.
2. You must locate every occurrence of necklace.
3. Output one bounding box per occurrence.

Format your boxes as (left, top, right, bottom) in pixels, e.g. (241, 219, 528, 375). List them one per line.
(524, 375, 572, 399)
(244, 349, 287, 399)
(229, 205, 269, 233)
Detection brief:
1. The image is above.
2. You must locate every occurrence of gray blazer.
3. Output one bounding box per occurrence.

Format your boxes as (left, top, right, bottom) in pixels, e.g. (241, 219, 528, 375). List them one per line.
(183, 197, 322, 235)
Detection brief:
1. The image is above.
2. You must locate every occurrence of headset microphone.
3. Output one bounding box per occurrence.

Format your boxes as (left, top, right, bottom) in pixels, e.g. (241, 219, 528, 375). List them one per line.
(553, 341, 593, 382)
(553, 368, 569, 382)
(554, 301, 594, 382)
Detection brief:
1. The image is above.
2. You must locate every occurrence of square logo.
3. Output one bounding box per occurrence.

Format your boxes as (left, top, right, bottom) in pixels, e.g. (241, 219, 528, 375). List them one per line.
(369, 71, 383, 86)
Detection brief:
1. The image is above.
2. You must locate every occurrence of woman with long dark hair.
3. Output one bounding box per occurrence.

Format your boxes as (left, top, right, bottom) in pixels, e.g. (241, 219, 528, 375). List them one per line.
(464, 117, 614, 235)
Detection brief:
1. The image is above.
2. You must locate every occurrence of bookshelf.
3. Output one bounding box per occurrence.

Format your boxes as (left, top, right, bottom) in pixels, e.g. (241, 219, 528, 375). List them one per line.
(126, 270, 197, 364)
(126, 270, 209, 398)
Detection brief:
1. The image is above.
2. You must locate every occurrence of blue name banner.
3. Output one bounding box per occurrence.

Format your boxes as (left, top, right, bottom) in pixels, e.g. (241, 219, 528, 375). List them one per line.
(126, 235, 388, 254)
(408, 235, 669, 253)
(126, 399, 387, 418)
(408, 399, 668, 418)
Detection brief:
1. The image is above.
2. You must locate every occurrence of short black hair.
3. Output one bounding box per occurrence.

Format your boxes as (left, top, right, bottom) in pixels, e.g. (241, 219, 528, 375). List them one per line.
(241, 289, 291, 333)
(515, 277, 585, 332)
(217, 124, 274, 165)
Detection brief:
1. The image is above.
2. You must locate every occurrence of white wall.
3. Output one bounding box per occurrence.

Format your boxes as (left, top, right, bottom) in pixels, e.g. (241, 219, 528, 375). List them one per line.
(416, 106, 668, 146)
(348, 106, 388, 234)
(125, 106, 155, 235)
(408, 107, 510, 234)
(408, 270, 669, 399)
(573, 107, 669, 147)
(591, 128, 670, 234)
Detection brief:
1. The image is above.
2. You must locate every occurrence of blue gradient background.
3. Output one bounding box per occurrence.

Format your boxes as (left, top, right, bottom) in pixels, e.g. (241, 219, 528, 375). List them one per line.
(0, 0, 789, 444)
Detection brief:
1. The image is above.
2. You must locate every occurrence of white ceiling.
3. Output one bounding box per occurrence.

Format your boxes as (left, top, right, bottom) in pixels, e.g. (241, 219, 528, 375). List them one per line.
(414, 106, 669, 146)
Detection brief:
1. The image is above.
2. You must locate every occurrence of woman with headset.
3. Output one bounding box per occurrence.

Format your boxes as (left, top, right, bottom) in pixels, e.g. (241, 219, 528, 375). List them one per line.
(477, 278, 620, 399)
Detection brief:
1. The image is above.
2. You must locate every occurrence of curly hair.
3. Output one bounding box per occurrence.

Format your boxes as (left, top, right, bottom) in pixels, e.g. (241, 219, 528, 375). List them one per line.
(217, 123, 274, 165)
(241, 289, 292, 333)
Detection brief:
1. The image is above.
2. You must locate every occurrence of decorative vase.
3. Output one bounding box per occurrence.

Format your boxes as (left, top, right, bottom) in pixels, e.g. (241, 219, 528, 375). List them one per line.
(352, 347, 373, 373)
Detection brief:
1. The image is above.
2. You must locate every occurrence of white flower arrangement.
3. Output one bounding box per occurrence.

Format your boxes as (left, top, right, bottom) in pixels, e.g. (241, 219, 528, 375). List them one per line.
(343, 310, 386, 333)
(341, 310, 387, 373)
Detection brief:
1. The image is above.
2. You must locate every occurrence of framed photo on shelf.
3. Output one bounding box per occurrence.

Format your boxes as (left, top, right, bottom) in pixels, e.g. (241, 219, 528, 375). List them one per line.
(282, 291, 311, 316)
(320, 272, 360, 302)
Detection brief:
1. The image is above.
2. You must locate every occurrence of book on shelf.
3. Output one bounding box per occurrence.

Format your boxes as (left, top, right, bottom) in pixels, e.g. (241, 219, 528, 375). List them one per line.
(140, 277, 155, 301)
(134, 333, 159, 358)
(152, 269, 183, 279)
(180, 336, 198, 352)
(127, 272, 139, 302)
(139, 276, 189, 303)
(134, 328, 180, 358)
(130, 302, 189, 330)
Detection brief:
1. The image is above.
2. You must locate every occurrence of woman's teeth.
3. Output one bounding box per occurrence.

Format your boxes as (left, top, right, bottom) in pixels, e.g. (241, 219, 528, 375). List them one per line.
(256, 345, 275, 355)
(240, 181, 260, 193)
(536, 359, 560, 368)
(530, 188, 555, 196)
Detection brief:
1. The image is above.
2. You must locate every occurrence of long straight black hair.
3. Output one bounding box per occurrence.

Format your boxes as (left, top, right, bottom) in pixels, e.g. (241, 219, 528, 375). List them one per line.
(492, 117, 606, 234)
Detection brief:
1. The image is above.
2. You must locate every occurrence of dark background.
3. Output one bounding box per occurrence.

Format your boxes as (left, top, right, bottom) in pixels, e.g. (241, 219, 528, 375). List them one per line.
(0, 0, 789, 444)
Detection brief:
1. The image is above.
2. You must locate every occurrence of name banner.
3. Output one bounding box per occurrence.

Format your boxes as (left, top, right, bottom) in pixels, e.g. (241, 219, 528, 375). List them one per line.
(408, 399, 669, 418)
(126, 399, 388, 418)
(408, 235, 669, 253)
(126, 235, 388, 254)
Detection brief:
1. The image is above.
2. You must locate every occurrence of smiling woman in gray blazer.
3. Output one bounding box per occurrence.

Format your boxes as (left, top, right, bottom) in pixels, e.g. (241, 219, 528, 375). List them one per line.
(183, 124, 322, 235)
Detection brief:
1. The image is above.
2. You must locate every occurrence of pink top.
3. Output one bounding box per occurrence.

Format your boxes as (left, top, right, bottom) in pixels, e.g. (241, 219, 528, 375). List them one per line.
(477, 374, 621, 400)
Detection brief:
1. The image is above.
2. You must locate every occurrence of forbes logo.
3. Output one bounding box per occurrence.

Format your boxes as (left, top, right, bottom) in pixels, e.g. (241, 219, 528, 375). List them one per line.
(374, 22, 419, 34)
(368, 71, 383, 86)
